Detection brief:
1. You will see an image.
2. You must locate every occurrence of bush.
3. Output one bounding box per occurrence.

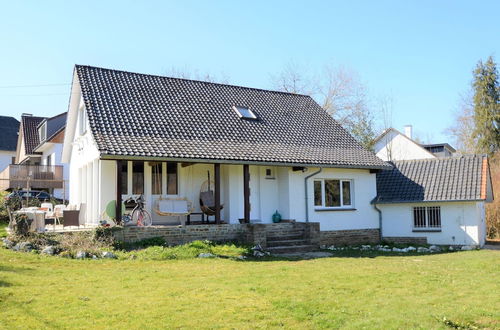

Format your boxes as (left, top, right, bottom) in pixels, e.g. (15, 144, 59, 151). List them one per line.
(0, 191, 10, 223)
(119, 240, 250, 260)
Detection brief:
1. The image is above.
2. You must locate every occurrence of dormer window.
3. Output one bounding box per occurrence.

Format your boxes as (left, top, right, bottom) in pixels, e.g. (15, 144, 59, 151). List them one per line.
(39, 122, 47, 142)
(233, 106, 257, 120)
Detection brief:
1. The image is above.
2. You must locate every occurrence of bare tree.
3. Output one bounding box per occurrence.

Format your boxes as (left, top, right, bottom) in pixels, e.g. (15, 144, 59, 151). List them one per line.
(445, 90, 477, 154)
(165, 66, 230, 84)
(377, 95, 395, 161)
(271, 62, 377, 150)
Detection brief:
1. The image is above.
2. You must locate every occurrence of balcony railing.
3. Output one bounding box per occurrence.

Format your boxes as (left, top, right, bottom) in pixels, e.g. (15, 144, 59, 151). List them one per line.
(0, 164, 64, 190)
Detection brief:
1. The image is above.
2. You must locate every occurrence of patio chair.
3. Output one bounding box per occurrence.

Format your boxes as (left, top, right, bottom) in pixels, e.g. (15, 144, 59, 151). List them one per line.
(63, 203, 81, 228)
(199, 174, 224, 217)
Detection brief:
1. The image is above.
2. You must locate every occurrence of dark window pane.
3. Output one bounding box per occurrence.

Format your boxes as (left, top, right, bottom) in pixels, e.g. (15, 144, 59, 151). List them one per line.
(342, 181, 351, 206)
(325, 180, 340, 207)
(427, 206, 441, 227)
(167, 162, 177, 195)
(132, 161, 144, 194)
(121, 162, 128, 194)
(151, 163, 163, 195)
(413, 207, 426, 228)
(314, 181, 322, 206)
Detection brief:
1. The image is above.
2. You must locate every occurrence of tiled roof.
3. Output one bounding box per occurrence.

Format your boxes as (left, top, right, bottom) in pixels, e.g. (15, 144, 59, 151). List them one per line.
(0, 116, 20, 151)
(374, 155, 489, 203)
(75, 65, 389, 169)
(21, 115, 45, 155)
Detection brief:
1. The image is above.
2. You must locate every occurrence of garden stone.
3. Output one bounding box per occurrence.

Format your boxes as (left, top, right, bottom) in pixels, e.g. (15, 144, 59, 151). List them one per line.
(76, 251, 86, 259)
(198, 253, 216, 258)
(2, 238, 14, 249)
(102, 251, 116, 259)
(461, 245, 473, 251)
(429, 245, 440, 252)
(41, 246, 56, 255)
(14, 242, 33, 252)
(253, 250, 266, 257)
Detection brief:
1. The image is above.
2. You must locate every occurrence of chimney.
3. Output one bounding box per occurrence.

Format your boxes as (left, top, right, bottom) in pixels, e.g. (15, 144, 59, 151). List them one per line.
(21, 113, 33, 117)
(404, 125, 413, 139)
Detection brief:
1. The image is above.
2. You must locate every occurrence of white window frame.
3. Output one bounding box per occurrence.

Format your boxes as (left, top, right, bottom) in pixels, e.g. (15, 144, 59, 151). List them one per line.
(79, 105, 87, 135)
(39, 122, 47, 142)
(232, 105, 257, 119)
(412, 206, 441, 231)
(313, 179, 354, 210)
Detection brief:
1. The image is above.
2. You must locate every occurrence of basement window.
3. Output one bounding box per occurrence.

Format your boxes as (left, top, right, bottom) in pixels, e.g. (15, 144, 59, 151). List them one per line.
(233, 106, 257, 119)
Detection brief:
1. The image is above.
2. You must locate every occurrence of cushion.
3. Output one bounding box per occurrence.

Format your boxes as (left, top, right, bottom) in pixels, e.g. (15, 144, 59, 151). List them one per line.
(158, 199, 188, 214)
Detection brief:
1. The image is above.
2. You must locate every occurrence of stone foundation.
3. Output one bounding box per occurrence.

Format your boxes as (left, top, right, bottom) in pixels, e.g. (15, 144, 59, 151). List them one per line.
(382, 236, 428, 245)
(112, 222, 320, 247)
(320, 228, 380, 246)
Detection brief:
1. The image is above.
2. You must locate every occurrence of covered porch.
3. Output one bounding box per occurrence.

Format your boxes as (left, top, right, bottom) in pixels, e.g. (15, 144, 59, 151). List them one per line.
(78, 159, 299, 227)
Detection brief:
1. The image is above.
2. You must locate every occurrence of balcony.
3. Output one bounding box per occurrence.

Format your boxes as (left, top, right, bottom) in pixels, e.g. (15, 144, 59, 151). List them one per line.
(0, 164, 64, 191)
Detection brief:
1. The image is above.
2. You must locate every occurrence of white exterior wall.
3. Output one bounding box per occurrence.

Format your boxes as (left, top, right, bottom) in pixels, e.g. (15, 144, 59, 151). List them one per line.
(0, 150, 15, 172)
(41, 143, 69, 199)
(374, 130, 436, 161)
(285, 167, 379, 231)
(379, 201, 486, 246)
(68, 101, 101, 225)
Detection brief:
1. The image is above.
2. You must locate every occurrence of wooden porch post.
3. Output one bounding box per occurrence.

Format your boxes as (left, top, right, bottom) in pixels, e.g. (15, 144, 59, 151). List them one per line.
(243, 164, 250, 224)
(214, 163, 221, 224)
(116, 160, 122, 224)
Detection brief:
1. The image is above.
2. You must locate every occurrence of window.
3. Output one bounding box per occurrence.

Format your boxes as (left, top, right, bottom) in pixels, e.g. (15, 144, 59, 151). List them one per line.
(151, 162, 163, 195)
(39, 123, 47, 142)
(232, 106, 257, 119)
(121, 162, 128, 194)
(265, 168, 275, 179)
(313, 179, 353, 209)
(79, 106, 87, 135)
(413, 206, 441, 230)
(11, 157, 15, 164)
(132, 161, 144, 194)
(167, 162, 178, 195)
(46, 155, 51, 166)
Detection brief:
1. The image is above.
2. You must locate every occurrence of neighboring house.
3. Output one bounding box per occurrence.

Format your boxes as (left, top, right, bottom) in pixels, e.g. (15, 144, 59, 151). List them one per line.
(15, 114, 45, 165)
(0, 116, 19, 172)
(32, 112, 69, 199)
(421, 143, 456, 158)
(374, 155, 493, 246)
(0, 113, 67, 198)
(62, 65, 390, 244)
(373, 126, 437, 161)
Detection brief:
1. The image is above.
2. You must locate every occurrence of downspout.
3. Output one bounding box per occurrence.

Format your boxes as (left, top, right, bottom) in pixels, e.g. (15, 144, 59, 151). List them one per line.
(372, 199, 383, 242)
(304, 168, 322, 222)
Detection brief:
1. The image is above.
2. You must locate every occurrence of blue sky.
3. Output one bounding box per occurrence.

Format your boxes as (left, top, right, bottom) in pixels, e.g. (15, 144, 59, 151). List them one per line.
(0, 0, 498, 143)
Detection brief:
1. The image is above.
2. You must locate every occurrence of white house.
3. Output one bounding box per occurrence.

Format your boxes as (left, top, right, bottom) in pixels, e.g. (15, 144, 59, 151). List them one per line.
(373, 126, 493, 247)
(0, 116, 19, 172)
(373, 155, 493, 247)
(62, 65, 390, 246)
(32, 113, 69, 199)
(0, 113, 67, 199)
(373, 126, 437, 161)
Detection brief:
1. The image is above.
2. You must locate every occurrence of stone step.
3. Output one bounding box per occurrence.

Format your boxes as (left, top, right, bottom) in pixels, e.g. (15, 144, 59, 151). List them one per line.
(266, 245, 317, 254)
(266, 233, 306, 241)
(266, 230, 306, 238)
(267, 239, 310, 247)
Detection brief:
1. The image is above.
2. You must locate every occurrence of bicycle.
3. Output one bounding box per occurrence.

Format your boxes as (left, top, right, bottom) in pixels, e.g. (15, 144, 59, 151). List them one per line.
(124, 194, 152, 227)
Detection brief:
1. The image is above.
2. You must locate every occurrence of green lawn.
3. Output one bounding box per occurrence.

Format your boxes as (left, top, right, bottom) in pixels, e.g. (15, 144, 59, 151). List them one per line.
(1, 247, 499, 329)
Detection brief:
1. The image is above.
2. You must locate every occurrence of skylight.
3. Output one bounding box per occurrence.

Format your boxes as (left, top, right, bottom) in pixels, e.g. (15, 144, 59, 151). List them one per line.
(233, 106, 257, 119)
